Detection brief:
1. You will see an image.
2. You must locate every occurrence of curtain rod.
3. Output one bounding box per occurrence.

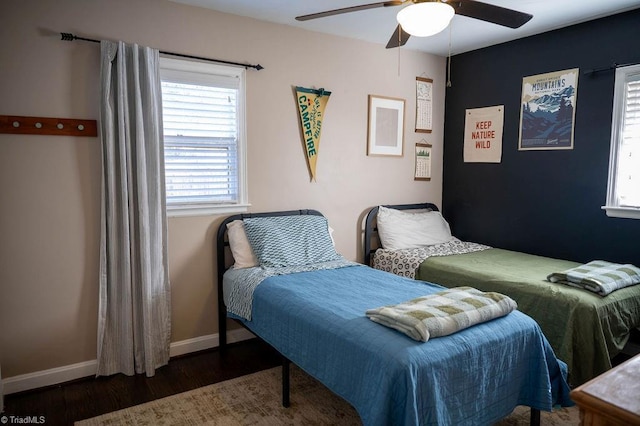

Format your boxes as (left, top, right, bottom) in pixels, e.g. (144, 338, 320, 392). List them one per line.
(583, 62, 637, 75)
(60, 33, 263, 71)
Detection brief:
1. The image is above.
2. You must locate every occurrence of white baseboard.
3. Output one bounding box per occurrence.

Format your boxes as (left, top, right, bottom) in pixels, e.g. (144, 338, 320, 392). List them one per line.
(169, 328, 254, 357)
(3, 360, 98, 396)
(2, 328, 255, 396)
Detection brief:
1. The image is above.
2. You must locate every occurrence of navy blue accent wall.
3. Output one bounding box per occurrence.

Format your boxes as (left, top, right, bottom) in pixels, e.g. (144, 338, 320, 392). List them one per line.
(442, 9, 640, 264)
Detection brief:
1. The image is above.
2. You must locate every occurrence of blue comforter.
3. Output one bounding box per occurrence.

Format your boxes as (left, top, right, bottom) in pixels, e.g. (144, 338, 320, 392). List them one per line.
(229, 265, 572, 426)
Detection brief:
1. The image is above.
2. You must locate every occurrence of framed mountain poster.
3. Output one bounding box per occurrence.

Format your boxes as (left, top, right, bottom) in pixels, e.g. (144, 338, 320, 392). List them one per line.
(518, 68, 578, 150)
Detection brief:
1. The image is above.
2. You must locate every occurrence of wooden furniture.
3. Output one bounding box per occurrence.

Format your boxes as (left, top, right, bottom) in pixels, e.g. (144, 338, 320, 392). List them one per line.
(570, 354, 640, 425)
(0, 115, 97, 137)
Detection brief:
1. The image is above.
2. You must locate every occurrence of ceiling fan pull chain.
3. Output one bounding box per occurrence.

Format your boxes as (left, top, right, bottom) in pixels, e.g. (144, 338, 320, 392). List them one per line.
(447, 22, 452, 87)
(397, 26, 402, 76)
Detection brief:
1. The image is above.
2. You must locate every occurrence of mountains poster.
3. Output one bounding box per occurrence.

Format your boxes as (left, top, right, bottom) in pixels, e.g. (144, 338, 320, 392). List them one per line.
(519, 68, 579, 150)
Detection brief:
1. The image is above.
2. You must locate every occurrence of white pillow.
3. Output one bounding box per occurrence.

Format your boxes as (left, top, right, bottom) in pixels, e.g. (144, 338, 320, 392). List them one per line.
(376, 205, 452, 250)
(226, 220, 258, 268)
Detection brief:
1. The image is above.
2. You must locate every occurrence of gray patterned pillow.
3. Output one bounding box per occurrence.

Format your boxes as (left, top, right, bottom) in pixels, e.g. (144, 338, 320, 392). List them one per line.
(243, 215, 341, 267)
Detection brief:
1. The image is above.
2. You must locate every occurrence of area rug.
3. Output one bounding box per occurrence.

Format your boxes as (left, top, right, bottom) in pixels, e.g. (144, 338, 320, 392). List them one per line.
(76, 365, 579, 425)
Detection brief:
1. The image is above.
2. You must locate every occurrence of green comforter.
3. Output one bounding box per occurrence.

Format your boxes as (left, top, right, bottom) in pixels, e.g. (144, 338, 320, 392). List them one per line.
(415, 248, 640, 386)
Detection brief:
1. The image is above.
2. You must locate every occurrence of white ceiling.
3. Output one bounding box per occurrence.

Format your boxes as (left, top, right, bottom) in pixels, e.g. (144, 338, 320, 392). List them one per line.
(170, 0, 640, 56)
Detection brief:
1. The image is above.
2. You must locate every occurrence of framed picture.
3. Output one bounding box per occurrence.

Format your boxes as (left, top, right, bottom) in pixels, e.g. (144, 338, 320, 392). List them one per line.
(519, 68, 579, 150)
(367, 95, 405, 156)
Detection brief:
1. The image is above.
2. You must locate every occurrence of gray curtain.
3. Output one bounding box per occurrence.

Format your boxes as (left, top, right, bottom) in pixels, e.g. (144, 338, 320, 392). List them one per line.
(97, 41, 171, 377)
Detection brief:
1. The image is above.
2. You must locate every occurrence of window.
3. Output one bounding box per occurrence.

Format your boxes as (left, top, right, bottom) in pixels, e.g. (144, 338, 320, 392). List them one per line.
(603, 64, 640, 219)
(159, 57, 248, 216)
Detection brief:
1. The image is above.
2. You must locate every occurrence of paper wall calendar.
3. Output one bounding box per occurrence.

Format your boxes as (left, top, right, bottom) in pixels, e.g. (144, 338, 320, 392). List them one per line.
(414, 143, 432, 180)
(415, 77, 433, 133)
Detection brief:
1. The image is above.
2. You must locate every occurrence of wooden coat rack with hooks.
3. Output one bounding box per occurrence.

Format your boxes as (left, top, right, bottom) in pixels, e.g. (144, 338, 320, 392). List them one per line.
(0, 115, 97, 137)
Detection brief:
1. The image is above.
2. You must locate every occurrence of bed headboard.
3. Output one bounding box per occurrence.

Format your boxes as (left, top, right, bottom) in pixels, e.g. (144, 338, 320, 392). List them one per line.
(363, 203, 440, 266)
(216, 209, 323, 348)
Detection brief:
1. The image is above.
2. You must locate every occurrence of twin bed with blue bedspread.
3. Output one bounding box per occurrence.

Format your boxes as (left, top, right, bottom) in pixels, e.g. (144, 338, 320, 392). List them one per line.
(216, 209, 573, 426)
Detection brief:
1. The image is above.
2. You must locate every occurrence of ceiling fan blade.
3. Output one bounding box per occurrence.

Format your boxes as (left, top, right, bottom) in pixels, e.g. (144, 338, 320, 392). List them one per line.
(386, 24, 411, 48)
(296, 1, 405, 21)
(447, 0, 532, 29)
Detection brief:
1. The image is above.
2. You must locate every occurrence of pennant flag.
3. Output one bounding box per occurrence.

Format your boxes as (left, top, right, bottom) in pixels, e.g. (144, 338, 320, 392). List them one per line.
(295, 86, 331, 181)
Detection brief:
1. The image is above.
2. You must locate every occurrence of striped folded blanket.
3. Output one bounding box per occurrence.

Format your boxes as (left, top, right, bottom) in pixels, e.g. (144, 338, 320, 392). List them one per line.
(365, 286, 517, 342)
(547, 260, 640, 296)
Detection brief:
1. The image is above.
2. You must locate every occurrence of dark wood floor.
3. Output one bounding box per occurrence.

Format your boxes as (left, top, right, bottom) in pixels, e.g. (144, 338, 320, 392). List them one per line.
(3, 337, 636, 426)
(2, 338, 282, 426)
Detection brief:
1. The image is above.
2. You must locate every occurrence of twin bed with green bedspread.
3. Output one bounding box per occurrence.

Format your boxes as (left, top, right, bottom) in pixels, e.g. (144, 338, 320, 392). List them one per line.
(414, 248, 640, 386)
(365, 203, 640, 387)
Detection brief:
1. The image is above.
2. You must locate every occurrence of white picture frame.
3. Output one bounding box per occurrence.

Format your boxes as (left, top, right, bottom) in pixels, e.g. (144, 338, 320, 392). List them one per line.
(367, 95, 405, 156)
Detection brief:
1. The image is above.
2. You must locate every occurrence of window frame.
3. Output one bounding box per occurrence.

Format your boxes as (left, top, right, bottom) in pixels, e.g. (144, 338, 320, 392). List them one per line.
(159, 56, 249, 217)
(602, 63, 640, 220)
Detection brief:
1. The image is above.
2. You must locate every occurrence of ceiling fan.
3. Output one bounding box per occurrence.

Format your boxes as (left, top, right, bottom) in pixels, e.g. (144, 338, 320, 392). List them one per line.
(295, 0, 533, 49)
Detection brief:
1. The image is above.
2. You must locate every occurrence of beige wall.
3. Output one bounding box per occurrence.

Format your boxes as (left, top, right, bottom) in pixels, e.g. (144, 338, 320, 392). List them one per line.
(0, 0, 446, 379)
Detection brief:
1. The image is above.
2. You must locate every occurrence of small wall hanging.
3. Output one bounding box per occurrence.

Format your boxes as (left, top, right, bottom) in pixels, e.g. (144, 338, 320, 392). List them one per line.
(294, 86, 331, 181)
(464, 106, 504, 163)
(414, 142, 431, 180)
(415, 77, 433, 133)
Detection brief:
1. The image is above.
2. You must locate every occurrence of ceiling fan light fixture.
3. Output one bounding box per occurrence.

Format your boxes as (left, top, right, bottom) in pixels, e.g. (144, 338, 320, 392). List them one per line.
(396, 2, 455, 37)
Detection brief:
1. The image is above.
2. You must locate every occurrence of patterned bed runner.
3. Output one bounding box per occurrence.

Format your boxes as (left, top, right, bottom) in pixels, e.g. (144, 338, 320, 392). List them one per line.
(366, 286, 517, 341)
(547, 260, 640, 296)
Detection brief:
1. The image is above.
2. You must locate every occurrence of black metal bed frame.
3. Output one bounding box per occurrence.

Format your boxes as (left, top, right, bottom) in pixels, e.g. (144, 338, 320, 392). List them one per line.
(215, 209, 323, 407)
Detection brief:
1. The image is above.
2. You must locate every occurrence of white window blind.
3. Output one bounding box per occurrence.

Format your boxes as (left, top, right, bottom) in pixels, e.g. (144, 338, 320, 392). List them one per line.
(617, 73, 640, 206)
(160, 57, 247, 216)
(604, 64, 640, 219)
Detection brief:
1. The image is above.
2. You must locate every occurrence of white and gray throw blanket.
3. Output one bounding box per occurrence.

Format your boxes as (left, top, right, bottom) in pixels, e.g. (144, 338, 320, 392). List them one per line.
(224, 259, 359, 320)
(372, 238, 491, 279)
(547, 260, 640, 296)
(366, 286, 517, 342)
